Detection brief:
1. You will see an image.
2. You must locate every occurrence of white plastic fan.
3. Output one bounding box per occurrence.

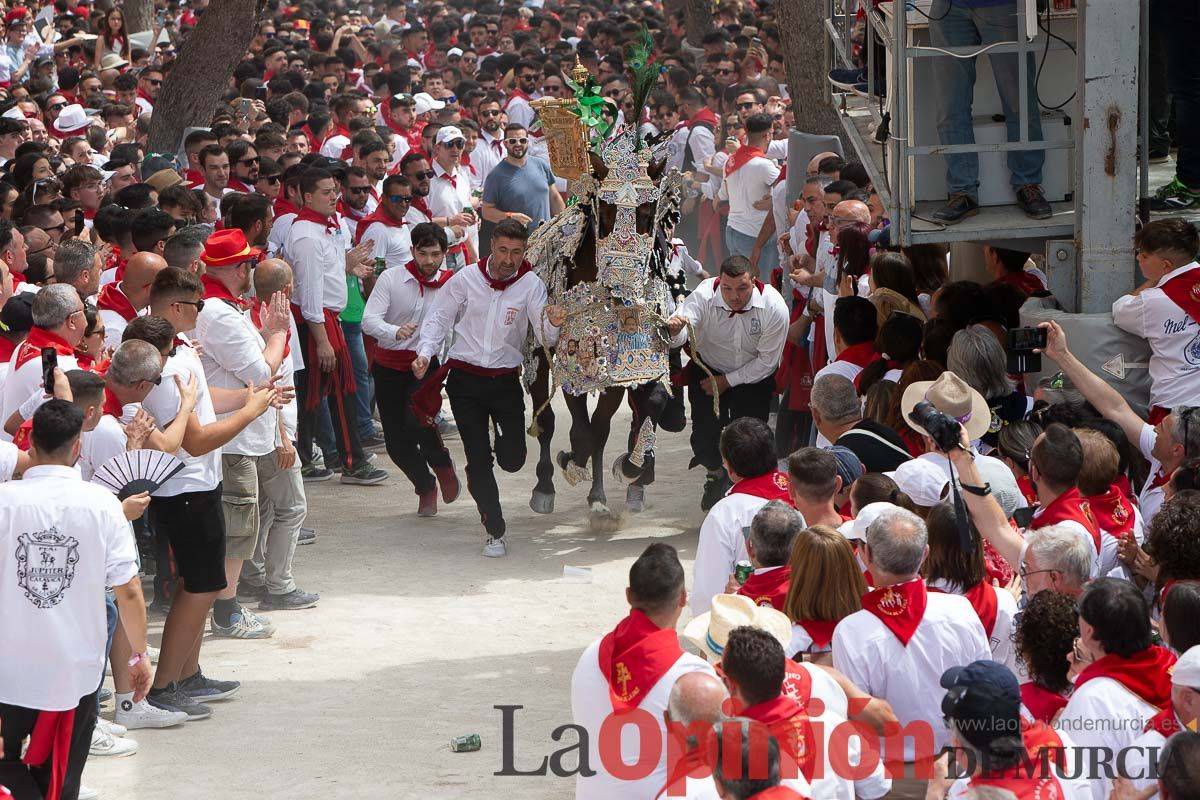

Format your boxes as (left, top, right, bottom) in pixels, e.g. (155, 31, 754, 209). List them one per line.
(91, 449, 185, 499)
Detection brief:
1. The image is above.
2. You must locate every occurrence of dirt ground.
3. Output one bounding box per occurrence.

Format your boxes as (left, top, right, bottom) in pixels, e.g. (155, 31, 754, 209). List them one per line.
(85, 397, 707, 799)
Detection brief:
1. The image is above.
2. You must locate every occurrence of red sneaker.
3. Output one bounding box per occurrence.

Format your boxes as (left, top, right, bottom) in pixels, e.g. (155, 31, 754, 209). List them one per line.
(433, 462, 460, 504)
(417, 488, 438, 517)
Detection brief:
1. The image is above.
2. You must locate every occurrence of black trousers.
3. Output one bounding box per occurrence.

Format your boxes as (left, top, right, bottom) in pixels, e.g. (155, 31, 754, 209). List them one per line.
(446, 369, 526, 538)
(687, 368, 775, 472)
(1166, 0, 1200, 186)
(295, 318, 366, 472)
(0, 691, 98, 800)
(372, 361, 451, 495)
(1148, 0, 1172, 155)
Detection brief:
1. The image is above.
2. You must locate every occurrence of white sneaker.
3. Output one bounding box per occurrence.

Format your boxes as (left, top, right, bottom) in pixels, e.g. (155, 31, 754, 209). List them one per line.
(115, 697, 188, 729)
(89, 723, 137, 757)
(78, 786, 101, 800)
(97, 717, 127, 737)
(210, 606, 276, 638)
(482, 537, 507, 558)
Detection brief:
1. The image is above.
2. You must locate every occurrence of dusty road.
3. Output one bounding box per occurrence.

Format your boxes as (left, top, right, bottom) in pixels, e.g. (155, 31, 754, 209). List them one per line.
(86, 398, 706, 799)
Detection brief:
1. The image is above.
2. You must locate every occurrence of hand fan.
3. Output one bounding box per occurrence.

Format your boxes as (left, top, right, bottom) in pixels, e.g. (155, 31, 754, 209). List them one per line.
(91, 449, 185, 499)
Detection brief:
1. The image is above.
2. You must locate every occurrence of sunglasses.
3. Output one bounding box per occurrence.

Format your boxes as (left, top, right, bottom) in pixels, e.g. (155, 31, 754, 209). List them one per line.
(442, 94, 457, 104)
(505, 137, 528, 145)
(479, 109, 501, 117)
(238, 156, 260, 166)
(409, 169, 436, 179)
(388, 194, 412, 204)
(174, 299, 205, 312)
(442, 140, 466, 149)
(736, 102, 757, 110)
(346, 186, 372, 195)
(46, 103, 66, 113)
(147, 79, 162, 86)
(261, 175, 281, 184)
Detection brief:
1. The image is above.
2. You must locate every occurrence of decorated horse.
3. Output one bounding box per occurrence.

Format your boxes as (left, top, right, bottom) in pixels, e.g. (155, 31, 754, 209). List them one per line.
(521, 46, 691, 527)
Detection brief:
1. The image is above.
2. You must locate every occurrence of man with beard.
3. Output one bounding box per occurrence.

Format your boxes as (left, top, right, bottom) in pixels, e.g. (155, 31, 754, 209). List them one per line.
(479, 124, 563, 259)
(427, 126, 477, 271)
(471, 93, 506, 190)
(356, 174, 415, 268)
(336, 166, 382, 449)
(134, 66, 162, 114)
(504, 60, 542, 130)
(226, 141, 260, 194)
(400, 151, 467, 263)
(379, 91, 421, 161)
(336, 166, 378, 241)
(354, 140, 390, 194)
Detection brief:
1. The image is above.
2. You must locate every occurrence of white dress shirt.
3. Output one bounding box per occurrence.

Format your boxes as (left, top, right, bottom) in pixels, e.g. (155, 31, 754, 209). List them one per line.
(685, 125, 718, 199)
(719, 155, 780, 237)
(1057, 676, 1159, 800)
(267, 209, 297, 259)
(832, 589, 992, 760)
(140, 338, 221, 495)
(361, 218, 412, 270)
(428, 162, 477, 261)
(362, 265, 448, 356)
(671, 278, 788, 387)
(1112, 261, 1200, 410)
(1, 345, 78, 443)
(287, 217, 350, 323)
(0, 440, 17, 481)
(1137, 422, 1168, 525)
(195, 295, 278, 456)
(473, 131, 507, 189)
(0, 465, 137, 711)
(503, 94, 537, 131)
(927, 578, 1019, 671)
(416, 264, 558, 368)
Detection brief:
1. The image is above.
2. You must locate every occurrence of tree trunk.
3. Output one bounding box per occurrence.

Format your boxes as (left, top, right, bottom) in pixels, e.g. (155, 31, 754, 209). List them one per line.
(146, 0, 263, 155)
(683, 0, 712, 51)
(776, 0, 845, 142)
(123, 0, 154, 36)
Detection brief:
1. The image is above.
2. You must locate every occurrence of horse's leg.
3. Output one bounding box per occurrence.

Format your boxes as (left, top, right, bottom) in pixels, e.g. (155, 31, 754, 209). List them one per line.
(586, 387, 626, 507)
(528, 352, 555, 514)
(558, 392, 594, 487)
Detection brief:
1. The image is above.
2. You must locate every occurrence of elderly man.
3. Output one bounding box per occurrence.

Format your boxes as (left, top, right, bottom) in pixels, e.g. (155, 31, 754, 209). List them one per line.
(660, 672, 729, 797)
(426, 125, 477, 271)
(97, 251, 166, 348)
(810, 375, 911, 472)
(790, 195, 871, 357)
(0, 284, 85, 439)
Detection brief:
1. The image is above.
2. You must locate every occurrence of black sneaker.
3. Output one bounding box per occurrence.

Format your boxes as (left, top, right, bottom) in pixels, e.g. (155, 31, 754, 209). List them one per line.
(301, 465, 334, 483)
(259, 588, 321, 610)
(179, 670, 241, 702)
(236, 581, 268, 602)
(339, 463, 389, 485)
(298, 527, 316, 545)
(360, 434, 387, 450)
(930, 193, 979, 224)
(1150, 177, 1200, 211)
(147, 682, 213, 720)
(1015, 184, 1052, 220)
(700, 471, 730, 512)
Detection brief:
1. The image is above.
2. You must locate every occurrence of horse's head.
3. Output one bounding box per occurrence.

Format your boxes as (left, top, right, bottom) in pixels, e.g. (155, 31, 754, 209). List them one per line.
(588, 147, 667, 241)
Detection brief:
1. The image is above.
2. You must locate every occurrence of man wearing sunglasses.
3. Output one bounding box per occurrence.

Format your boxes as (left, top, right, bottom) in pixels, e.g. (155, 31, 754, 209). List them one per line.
(134, 66, 163, 115)
(226, 141, 260, 195)
(355, 174, 415, 268)
(504, 59, 542, 131)
(479, 124, 563, 259)
(427, 126, 477, 271)
(472, 94, 506, 190)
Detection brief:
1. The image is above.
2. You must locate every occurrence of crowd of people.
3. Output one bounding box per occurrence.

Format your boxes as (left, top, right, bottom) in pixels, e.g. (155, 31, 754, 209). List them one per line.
(0, 0, 1196, 798)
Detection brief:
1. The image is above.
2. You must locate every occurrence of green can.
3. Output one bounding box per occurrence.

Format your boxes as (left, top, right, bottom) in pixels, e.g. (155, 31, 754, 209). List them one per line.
(450, 734, 481, 752)
(373, 256, 387, 276)
(734, 561, 753, 585)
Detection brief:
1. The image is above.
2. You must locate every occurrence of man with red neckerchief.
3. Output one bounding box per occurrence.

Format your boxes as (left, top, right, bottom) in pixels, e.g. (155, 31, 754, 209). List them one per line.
(737, 501, 802, 612)
(832, 506, 990, 766)
(930, 660, 1091, 800)
(411, 219, 562, 558)
(719, 113, 779, 262)
(811, 296, 877, 388)
(692, 418, 798, 614)
(1124, 644, 1200, 795)
(667, 257, 789, 510)
(356, 174, 414, 267)
(571, 543, 715, 800)
(362, 222, 459, 518)
(97, 251, 165, 349)
(378, 92, 424, 158)
(503, 60, 542, 132)
(266, 165, 305, 259)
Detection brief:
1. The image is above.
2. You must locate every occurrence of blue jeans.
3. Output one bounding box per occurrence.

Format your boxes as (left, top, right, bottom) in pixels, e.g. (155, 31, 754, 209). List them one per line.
(97, 590, 117, 709)
(725, 227, 758, 262)
(340, 320, 375, 440)
(930, 0, 1044, 197)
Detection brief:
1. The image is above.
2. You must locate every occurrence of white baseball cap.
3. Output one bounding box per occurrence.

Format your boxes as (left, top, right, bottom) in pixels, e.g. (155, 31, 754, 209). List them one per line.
(1174, 645, 1200, 689)
(890, 458, 950, 508)
(412, 91, 445, 116)
(435, 125, 465, 145)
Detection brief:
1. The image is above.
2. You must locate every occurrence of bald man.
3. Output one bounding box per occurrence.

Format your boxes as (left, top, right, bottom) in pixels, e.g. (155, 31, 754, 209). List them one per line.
(806, 150, 840, 178)
(98, 251, 168, 349)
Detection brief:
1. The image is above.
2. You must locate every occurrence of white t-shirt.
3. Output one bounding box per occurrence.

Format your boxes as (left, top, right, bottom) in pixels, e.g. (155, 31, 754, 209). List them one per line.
(1056, 676, 1159, 800)
(1112, 261, 1200, 410)
(80, 414, 129, 483)
(719, 156, 780, 237)
(0, 464, 138, 711)
(361, 219, 413, 271)
(140, 338, 220, 495)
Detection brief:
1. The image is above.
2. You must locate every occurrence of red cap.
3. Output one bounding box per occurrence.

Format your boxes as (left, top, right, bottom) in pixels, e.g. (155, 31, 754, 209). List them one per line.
(4, 8, 29, 24)
(201, 228, 260, 267)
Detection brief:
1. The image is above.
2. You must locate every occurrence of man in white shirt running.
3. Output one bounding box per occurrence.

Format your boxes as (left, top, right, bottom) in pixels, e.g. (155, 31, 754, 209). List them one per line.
(720, 112, 780, 262)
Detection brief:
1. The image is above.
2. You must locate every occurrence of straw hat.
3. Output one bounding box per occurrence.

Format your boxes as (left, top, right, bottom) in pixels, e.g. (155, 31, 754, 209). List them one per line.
(900, 371, 990, 443)
(682, 594, 792, 663)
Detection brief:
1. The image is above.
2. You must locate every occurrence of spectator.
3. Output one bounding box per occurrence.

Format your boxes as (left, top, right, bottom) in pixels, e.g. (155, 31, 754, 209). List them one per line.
(479, 123, 563, 248)
(736, 500, 803, 611)
(782, 524, 866, 662)
(1013, 589, 1077, 724)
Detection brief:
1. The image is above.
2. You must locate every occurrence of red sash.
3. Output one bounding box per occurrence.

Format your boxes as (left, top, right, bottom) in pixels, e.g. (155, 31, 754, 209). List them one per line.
(294, 207, 342, 235)
(102, 387, 124, 418)
(994, 270, 1045, 296)
(410, 358, 519, 428)
(724, 145, 765, 177)
(861, 578, 927, 646)
(929, 581, 998, 638)
(353, 205, 407, 245)
(373, 348, 418, 371)
(1075, 645, 1177, 709)
(405, 261, 453, 294)
(200, 274, 248, 310)
(728, 470, 791, 503)
(250, 299, 290, 359)
(291, 306, 357, 410)
(794, 619, 837, 651)
(1158, 264, 1200, 326)
(597, 609, 684, 711)
(834, 340, 877, 368)
(781, 659, 815, 710)
(14, 327, 75, 369)
(1020, 682, 1069, 725)
(1145, 702, 1185, 737)
(1031, 488, 1101, 554)
(1084, 484, 1136, 539)
(21, 708, 76, 800)
(737, 695, 816, 782)
(738, 566, 791, 611)
(96, 283, 138, 321)
(478, 257, 532, 291)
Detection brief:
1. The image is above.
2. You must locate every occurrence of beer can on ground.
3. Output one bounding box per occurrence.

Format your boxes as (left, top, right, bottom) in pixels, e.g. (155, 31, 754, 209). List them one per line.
(450, 734, 482, 752)
(734, 561, 753, 585)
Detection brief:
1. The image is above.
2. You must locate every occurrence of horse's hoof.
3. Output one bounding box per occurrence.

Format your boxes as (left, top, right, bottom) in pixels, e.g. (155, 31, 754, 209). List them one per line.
(589, 502, 622, 533)
(530, 490, 555, 514)
(557, 451, 588, 487)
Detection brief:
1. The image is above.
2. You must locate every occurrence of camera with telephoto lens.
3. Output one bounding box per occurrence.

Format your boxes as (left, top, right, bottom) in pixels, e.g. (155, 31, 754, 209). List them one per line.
(911, 400, 962, 453)
(1007, 326, 1047, 373)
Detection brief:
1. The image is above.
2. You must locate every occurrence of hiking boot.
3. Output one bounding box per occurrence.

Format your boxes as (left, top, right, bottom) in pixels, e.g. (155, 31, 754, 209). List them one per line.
(1150, 176, 1200, 211)
(930, 193, 979, 224)
(1016, 184, 1052, 220)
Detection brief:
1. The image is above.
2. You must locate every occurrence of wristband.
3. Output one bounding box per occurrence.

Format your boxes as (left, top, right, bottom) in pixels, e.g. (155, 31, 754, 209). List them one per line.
(959, 482, 991, 497)
(127, 651, 149, 667)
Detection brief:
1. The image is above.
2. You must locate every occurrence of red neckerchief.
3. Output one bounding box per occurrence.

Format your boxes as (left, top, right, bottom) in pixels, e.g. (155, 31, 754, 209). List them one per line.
(724, 144, 765, 177)
(1084, 484, 1136, 539)
(184, 168, 204, 187)
(0, 336, 16, 364)
(861, 577, 927, 646)
(323, 123, 351, 151)
(1020, 682, 1069, 725)
(835, 340, 877, 367)
(299, 123, 322, 153)
(200, 274, 248, 310)
(781, 660, 815, 710)
(994, 269, 1045, 296)
(737, 566, 791, 611)
(1157, 264, 1200, 326)
(708, 276, 765, 317)
(250, 298, 289, 359)
(478, 257, 532, 291)
(96, 282, 138, 321)
(795, 619, 837, 650)
(775, 162, 788, 185)
(504, 88, 531, 108)
(227, 178, 254, 194)
(135, 86, 155, 107)
(736, 694, 816, 782)
(929, 581, 998, 637)
(482, 131, 504, 155)
(15, 327, 74, 369)
(728, 470, 791, 503)
(337, 198, 370, 222)
(409, 195, 432, 220)
(274, 197, 300, 218)
(1031, 488, 1101, 554)
(747, 788, 807, 800)
(1149, 469, 1174, 493)
(353, 205, 407, 245)
(1017, 475, 1037, 506)
(102, 386, 124, 418)
(436, 165, 460, 188)
(686, 107, 719, 129)
(1075, 645, 1177, 709)
(405, 261, 453, 295)
(656, 744, 709, 800)
(295, 206, 342, 234)
(1146, 702, 1186, 737)
(21, 707, 76, 800)
(596, 608, 684, 711)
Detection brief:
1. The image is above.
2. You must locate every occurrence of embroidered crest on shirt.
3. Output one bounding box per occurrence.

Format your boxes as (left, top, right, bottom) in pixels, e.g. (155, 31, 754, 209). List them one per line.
(614, 661, 637, 702)
(504, 307, 518, 325)
(877, 586, 907, 616)
(16, 528, 80, 609)
(750, 317, 761, 335)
